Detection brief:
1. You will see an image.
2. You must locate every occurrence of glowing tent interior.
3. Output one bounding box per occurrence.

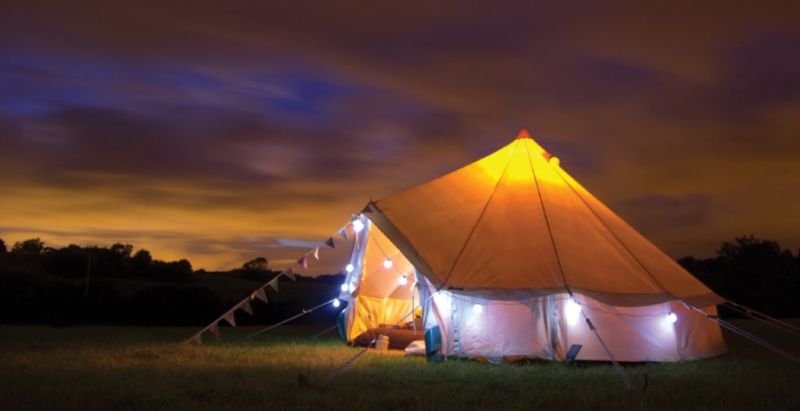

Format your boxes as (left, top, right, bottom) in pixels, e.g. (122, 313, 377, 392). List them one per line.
(337, 129, 727, 362)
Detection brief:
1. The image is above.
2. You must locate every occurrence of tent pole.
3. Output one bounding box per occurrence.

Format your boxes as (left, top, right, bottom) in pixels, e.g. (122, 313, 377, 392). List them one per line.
(583, 314, 633, 390)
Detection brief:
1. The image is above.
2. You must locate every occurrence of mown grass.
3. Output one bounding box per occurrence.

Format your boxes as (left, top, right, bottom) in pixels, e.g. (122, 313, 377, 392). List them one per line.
(1, 321, 799, 410)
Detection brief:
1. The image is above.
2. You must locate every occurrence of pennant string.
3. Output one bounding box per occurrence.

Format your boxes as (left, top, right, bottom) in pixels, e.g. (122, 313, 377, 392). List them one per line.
(187, 218, 356, 344)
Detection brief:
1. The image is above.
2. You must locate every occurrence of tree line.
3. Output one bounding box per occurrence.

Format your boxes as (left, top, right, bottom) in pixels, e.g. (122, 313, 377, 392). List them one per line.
(0, 235, 798, 325)
(0, 237, 343, 326)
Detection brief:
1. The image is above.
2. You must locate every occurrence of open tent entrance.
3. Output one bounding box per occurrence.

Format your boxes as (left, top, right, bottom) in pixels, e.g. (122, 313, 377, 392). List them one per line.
(338, 220, 424, 348)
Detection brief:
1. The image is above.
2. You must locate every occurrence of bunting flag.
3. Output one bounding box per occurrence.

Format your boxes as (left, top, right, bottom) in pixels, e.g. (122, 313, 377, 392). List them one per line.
(240, 299, 254, 315)
(187, 223, 350, 344)
(296, 255, 308, 269)
(223, 311, 236, 327)
(268, 278, 279, 292)
(252, 288, 268, 303)
(284, 268, 296, 281)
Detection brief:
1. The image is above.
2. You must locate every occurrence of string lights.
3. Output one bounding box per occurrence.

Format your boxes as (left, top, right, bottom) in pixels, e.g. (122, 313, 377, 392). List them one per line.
(351, 218, 365, 233)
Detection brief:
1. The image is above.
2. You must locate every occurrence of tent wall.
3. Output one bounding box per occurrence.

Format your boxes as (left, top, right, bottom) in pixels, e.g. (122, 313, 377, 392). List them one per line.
(420, 279, 726, 362)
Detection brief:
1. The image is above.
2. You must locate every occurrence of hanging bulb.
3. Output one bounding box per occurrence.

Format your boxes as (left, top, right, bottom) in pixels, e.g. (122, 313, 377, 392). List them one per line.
(472, 304, 483, 314)
(340, 283, 348, 292)
(345, 263, 354, 273)
(351, 219, 365, 233)
(565, 297, 582, 326)
(398, 274, 408, 285)
(332, 298, 341, 308)
(666, 312, 677, 324)
(383, 259, 393, 269)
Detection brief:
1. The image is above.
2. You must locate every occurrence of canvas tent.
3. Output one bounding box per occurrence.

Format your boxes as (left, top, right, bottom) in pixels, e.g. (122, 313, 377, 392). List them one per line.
(337, 129, 726, 362)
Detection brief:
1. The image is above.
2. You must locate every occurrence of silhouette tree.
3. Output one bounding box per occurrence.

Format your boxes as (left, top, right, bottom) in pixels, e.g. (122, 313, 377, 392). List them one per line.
(714, 235, 798, 316)
(242, 257, 269, 272)
(131, 249, 153, 276)
(110, 243, 134, 258)
(12, 238, 45, 254)
(0, 238, 6, 253)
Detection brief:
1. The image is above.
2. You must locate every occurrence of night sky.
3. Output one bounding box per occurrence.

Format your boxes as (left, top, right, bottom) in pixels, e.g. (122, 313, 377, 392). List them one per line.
(1, 1, 799, 273)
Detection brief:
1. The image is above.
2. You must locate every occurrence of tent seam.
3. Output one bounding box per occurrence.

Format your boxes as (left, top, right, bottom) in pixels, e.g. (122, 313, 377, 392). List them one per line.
(438, 139, 522, 290)
(551, 167, 675, 299)
(526, 141, 572, 295)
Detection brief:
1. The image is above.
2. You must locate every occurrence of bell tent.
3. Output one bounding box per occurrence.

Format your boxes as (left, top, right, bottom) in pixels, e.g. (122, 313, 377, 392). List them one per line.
(337, 129, 727, 362)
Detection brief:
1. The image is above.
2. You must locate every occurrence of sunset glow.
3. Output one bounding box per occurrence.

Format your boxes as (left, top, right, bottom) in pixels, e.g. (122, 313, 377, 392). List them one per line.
(1, 2, 799, 273)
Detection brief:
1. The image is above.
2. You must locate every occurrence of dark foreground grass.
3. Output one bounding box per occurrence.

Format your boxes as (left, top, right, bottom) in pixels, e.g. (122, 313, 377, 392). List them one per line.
(1, 321, 799, 410)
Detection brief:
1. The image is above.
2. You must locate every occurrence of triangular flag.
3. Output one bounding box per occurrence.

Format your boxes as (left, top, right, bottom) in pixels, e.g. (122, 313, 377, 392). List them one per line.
(268, 278, 279, 291)
(239, 299, 254, 315)
(253, 288, 268, 303)
(338, 227, 349, 240)
(190, 333, 203, 345)
(296, 255, 308, 268)
(223, 311, 236, 327)
(284, 268, 296, 281)
(209, 322, 220, 338)
(312, 247, 320, 260)
(324, 237, 336, 248)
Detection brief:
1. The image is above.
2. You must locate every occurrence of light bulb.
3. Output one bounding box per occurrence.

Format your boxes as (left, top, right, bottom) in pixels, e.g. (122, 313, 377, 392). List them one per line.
(398, 275, 408, 285)
(383, 259, 393, 269)
(666, 312, 677, 324)
(345, 263, 354, 273)
(340, 283, 348, 292)
(332, 298, 341, 308)
(352, 219, 365, 233)
(565, 297, 582, 326)
(472, 304, 483, 314)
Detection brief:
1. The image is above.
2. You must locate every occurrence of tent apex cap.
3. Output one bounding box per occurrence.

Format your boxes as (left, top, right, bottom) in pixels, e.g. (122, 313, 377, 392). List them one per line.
(515, 128, 532, 140)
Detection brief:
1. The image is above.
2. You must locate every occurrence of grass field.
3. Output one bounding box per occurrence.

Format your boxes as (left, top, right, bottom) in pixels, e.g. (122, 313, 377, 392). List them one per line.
(1, 321, 799, 410)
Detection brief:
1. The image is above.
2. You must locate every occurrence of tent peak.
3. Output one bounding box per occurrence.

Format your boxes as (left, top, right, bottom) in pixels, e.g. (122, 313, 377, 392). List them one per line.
(515, 128, 532, 140)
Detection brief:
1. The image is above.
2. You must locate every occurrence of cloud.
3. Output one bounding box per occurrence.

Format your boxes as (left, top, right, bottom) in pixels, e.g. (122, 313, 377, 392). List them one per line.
(1, 0, 799, 269)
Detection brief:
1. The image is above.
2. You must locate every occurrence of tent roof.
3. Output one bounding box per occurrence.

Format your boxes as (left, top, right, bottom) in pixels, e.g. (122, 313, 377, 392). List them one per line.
(365, 129, 720, 307)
